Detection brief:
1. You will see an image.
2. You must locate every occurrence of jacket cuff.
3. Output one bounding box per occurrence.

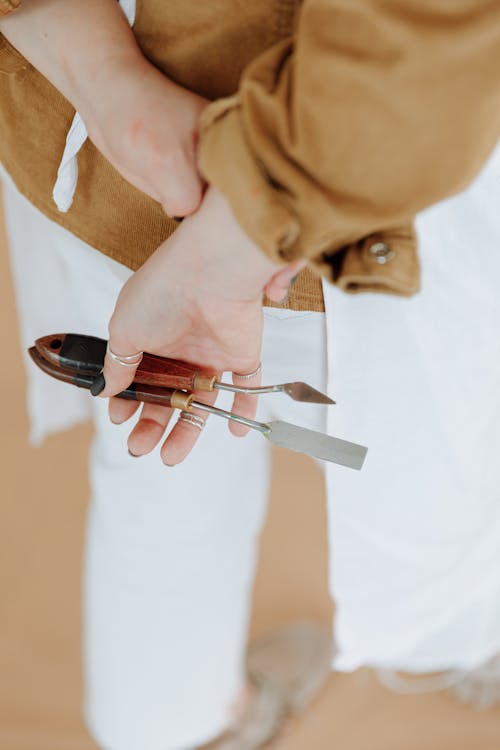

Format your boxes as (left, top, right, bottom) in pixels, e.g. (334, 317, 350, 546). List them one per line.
(331, 227, 420, 297)
(198, 95, 300, 266)
(0, 0, 21, 16)
(199, 97, 421, 297)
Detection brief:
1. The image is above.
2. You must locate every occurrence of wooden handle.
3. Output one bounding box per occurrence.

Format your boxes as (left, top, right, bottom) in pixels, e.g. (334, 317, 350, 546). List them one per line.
(136, 352, 216, 391)
(28, 346, 196, 409)
(34, 333, 217, 392)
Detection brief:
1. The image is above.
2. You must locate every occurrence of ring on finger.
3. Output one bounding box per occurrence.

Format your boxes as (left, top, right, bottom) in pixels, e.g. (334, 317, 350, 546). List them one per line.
(107, 344, 144, 367)
(177, 412, 206, 431)
(232, 362, 262, 380)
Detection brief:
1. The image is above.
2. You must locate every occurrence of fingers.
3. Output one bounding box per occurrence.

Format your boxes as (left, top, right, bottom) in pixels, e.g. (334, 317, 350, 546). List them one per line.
(264, 259, 307, 303)
(160, 389, 218, 466)
(230, 363, 262, 437)
(160, 408, 207, 466)
(109, 396, 140, 425)
(127, 402, 175, 457)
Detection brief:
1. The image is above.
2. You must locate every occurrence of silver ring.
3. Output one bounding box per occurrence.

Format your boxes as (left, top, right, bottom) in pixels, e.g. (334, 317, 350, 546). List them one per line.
(233, 362, 262, 380)
(107, 344, 144, 367)
(177, 412, 205, 431)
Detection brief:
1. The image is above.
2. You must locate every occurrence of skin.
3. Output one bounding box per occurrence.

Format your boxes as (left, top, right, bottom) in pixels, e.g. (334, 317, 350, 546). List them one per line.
(0, 0, 303, 465)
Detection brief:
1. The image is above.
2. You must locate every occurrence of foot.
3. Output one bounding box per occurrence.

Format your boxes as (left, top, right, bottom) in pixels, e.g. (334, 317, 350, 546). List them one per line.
(199, 621, 333, 749)
(377, 651, 500, 709)
(451, 653, 500, 709)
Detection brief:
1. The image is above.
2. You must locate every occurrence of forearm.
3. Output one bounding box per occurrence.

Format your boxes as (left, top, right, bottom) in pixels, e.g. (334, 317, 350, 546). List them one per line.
(199, 0, 500, 274)
(0, 0, 145, 115)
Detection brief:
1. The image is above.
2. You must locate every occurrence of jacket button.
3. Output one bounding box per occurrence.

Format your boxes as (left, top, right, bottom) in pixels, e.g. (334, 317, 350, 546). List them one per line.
(368, 241, 396, 264)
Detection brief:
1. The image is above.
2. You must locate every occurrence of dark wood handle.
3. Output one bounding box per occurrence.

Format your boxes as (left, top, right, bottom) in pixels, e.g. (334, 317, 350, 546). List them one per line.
(34, 333, 217, 391)
(135, 352, 215, 390)
(28, 346, 195, 409)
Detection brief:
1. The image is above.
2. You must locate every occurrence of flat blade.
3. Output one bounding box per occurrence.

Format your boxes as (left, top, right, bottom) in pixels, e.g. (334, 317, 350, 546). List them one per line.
(266, 421, 367, 470)
(282, 382, 335, 405)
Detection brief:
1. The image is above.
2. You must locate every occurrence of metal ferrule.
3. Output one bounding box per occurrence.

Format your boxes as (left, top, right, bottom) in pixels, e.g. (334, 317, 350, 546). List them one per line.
(170, 390, 195, 411)
(193, 373, 218, 392)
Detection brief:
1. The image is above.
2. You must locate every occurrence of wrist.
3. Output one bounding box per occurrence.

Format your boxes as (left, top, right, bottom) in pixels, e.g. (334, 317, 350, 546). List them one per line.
(202, 187, 284, 286)
(72, 45, 148, 127)
(171, 186, 286, 299)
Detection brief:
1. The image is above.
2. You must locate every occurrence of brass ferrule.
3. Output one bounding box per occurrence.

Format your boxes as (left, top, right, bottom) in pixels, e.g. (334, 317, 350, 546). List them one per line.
(193, 373, 217, 392)
(170, 390, 195, 411)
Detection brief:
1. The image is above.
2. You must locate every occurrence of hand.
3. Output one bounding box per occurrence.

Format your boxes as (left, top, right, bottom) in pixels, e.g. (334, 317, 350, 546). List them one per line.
(83, 57, 208, 217)
(0, 0, 208, 217)
(98, 187, 303, 465)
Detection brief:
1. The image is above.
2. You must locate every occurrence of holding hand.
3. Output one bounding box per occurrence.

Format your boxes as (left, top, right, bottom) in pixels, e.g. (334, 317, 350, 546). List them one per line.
(83, 58, 208, 218)
(97, 188, 304, 465)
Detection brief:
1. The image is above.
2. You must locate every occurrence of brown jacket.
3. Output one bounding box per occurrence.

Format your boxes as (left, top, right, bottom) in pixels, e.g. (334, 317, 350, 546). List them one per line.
(1, 0, 500, 311)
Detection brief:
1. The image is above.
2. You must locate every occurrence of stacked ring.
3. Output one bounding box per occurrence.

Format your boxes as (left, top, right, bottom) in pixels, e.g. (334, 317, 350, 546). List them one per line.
(177, 412, 205, 431)
(107, 345, 144, 367)
(232, 362, 262, 380)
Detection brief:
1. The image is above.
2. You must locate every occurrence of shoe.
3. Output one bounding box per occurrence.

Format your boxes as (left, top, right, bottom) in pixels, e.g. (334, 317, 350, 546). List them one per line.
(377, 651, 500, 710)
(451, 653, 500, 709)
(199, 621, 333, 749)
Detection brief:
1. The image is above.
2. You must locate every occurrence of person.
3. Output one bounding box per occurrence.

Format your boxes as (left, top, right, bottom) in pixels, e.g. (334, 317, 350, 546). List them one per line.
(1, 1, 500, 748)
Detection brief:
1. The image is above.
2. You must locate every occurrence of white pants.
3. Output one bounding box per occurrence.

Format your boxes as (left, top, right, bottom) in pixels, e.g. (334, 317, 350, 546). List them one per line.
(3, 141, 500, 750)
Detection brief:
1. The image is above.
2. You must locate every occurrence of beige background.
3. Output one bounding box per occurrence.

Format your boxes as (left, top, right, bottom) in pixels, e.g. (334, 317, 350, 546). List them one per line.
(0, 189, 499, 749)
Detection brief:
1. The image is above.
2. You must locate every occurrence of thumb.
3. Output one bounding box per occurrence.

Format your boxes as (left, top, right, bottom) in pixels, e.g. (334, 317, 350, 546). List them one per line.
(92, 335, 143, 398)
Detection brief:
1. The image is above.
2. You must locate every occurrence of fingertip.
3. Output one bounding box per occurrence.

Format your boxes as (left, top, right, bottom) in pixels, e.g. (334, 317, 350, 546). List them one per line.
(109, 396, 140, 425)
(127, 409, 174, 457)
(230, 389, 259, 435)
(264, 258, 308, 302)
(229, 421, 250, 438)
(160, 410, 206, 465)
(162, 174, 204, 219)
(264, 279, 290, 303)
(99, 357, 139, 399)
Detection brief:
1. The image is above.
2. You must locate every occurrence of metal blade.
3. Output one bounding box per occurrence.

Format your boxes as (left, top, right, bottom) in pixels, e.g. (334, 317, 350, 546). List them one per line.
(265, 421, 367, 469)
(215, 380, 335, 403)
(282, 382, 335, 405)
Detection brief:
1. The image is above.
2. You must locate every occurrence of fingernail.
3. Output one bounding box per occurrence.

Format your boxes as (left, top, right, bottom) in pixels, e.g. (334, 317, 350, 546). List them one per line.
(162, 461, 175, 467)
(90, 373, 106, 397)
(278, 273, 300, 303)
(128, 449, 141, 458)
(278, 286, 291, 304)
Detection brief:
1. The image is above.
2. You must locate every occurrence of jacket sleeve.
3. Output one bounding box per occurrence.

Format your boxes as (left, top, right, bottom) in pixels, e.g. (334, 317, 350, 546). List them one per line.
(198, 0, 500, 284)
(0, 0, 21, 16)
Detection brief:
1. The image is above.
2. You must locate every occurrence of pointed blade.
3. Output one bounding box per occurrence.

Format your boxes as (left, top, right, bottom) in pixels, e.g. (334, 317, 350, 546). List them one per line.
(282, 382, 336, 405)
(265, 421, 367, 470)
